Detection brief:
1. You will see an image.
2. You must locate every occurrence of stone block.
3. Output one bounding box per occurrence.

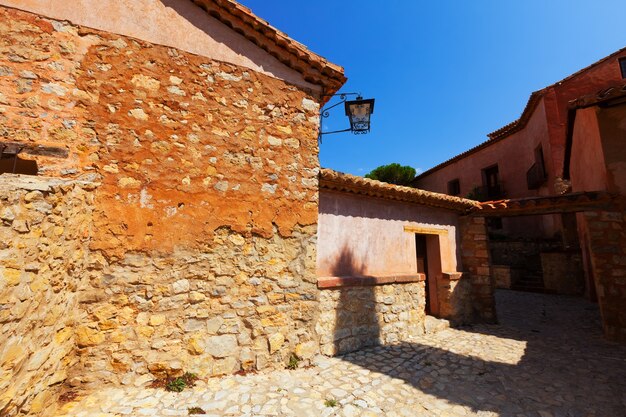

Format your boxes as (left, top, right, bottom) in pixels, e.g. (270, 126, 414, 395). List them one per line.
(205, 335, 238, 358)
(294, 341, 317, 359)
(268, 333, 284, 354)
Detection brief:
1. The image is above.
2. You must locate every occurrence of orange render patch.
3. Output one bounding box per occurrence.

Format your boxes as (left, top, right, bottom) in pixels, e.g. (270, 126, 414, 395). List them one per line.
(0, 6, 322, 257)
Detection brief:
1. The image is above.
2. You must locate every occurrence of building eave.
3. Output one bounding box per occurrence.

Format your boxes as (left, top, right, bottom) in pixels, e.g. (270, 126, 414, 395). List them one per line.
(192, 0, 347, 100)
(320, 168, 480, 212)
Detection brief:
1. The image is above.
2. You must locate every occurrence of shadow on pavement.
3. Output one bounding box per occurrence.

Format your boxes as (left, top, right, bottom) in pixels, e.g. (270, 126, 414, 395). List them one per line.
(337, 289, 626, 416)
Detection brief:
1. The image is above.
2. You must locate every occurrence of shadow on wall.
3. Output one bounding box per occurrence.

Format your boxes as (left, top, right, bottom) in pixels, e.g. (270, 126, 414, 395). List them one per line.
(336, 290, 626, 415)
(318, 191, 459, 225)
(329, 246, 381, 355)
(159, 0, 304, 83)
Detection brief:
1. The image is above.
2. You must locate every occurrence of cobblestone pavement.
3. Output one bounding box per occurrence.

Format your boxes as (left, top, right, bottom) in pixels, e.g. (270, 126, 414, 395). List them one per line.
(58, 290, 626, 417)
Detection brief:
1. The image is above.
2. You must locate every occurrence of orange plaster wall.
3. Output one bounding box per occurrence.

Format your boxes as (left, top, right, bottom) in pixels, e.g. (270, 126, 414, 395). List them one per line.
(0, 7, 322, 257)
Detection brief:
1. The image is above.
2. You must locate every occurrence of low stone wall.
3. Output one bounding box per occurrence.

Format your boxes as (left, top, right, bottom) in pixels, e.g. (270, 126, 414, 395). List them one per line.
(437, 272, 472, 324)
(582, 208, 626, 342)
(459, 216, 496, 322)
(316, 281, 426, 356)
(0, 175, 95, 416)
(490, 239, 562, 270)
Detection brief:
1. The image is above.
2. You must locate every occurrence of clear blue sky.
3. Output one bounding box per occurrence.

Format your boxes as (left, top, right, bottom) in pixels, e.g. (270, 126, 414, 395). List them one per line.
(239, 0, 626, 176)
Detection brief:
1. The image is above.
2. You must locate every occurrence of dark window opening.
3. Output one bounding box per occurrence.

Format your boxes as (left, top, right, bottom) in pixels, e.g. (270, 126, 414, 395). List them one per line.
(620, 57, 626, 79)
(482, 165, 504, 199)
(447, 179, 460, 196)
(0, 154, 38, 175)
(527, 145, 548, 189)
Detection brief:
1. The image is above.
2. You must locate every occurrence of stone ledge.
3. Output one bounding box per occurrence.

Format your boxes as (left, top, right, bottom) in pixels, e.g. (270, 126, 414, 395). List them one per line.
(442, 272, 463, 281)
(0, 174, 99, 192)
(317, 273, 425, 289)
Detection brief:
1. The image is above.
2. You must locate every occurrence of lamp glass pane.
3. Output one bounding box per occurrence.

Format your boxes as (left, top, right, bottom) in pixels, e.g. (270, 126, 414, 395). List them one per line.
(347, 102, 371, 131)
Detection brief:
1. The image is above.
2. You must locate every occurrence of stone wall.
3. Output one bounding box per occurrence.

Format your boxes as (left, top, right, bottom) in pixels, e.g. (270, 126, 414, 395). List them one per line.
(581, 207, 626, 342)
(459, 216, 496, 322)
(541, 252, 585, 295)
(73, 225, 319, 387)
(490, 239, 561, 272)
(0, 175, 95, 416)
(437, 272, 473, 324)
(492, 265, 513, 289)
(0, 6, 320, 248)
(316, 282, 426, 356)
(0, 4, 325, 411)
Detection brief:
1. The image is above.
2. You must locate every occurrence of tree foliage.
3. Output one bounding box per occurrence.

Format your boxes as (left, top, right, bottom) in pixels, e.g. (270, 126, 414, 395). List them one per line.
(365, 163, 417, 186)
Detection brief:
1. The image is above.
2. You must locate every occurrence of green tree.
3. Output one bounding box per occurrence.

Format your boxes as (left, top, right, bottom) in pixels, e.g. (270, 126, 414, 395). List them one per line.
(365, 163, 417, 186)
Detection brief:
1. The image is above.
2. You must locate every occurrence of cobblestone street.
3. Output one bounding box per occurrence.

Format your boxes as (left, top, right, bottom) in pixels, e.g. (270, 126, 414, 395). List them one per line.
(58, 290, 626, 417)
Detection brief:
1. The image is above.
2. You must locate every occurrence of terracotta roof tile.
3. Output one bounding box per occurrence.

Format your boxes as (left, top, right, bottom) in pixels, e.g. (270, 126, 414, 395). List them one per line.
(320, 168, 480, 212)
(476, 192, 614, 215)
(486, 90, 545, 140)
(191, 0, 346, 99)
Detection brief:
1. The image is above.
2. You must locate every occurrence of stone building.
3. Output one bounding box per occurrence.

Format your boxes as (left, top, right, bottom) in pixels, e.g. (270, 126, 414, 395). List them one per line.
(413, 47, 626, 238)
(315, 169, 494, 355)
(0, 0, 496, 409)
(5, 2, 623, 417)
(565, 83, 626, 344)
(0, 1, 347, 415)
(413, 48, 626, 298)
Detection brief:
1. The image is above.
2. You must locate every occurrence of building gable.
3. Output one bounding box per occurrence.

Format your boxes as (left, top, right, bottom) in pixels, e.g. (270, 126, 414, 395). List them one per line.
(0, 0, 345, 96)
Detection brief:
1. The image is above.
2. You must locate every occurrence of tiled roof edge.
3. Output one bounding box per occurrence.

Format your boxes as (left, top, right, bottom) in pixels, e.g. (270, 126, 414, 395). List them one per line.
(320, 168, 480, 212)
(192, 0, 347, 98)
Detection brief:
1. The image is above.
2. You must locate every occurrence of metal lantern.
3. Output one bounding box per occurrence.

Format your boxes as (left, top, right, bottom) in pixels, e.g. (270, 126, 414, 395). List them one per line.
(344, 97, 375, 134)
(318, 92, 376, 142)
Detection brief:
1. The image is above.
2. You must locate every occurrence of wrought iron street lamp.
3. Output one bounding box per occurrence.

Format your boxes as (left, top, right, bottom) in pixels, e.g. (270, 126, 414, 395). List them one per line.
(318, 93, 375, 142)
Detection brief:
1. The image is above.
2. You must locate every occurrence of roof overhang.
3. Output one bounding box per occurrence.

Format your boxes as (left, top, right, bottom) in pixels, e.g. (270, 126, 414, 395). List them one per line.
(473, 192, 615, 217)
(192, 0, 347, 100)
(320, 169, 480, 212)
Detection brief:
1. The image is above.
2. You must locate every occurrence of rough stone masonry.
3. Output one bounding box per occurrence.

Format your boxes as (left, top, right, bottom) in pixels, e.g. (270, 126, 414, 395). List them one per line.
(0, 6, 324, 415)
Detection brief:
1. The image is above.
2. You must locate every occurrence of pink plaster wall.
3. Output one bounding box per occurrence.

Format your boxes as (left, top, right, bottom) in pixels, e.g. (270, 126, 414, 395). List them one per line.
(415, 98, 550, 200)
(570, 107, 607, 193)
(548, 52, 626, 178)
(416, 49, 626, 202)
(0, 0, 320, 92)
(317, 190, 461, 278)
(415, 98, 558, 238)
(597, 104, 626, 195)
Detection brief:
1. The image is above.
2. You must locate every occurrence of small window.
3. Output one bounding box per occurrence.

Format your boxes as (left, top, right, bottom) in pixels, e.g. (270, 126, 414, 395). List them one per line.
(620, 57, 626, 79)
(0, 146, 38, 175)
(447, 179, 460, 196)
(534, 145, 547, 179)
(527, 145, 548, 190)
(482, 165, 503, 199)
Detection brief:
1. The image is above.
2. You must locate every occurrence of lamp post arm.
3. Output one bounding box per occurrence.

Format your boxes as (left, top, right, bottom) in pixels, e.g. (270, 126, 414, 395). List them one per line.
(317, 92, 370, 143)
(320, 128, 352, 135)
(320, 92, 362, 118)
